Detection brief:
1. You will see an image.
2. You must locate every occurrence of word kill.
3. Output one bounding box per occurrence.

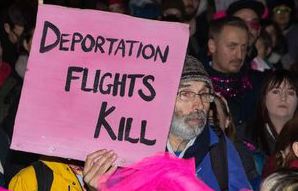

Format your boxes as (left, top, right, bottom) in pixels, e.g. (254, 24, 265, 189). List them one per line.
(94, 102, 156, 146)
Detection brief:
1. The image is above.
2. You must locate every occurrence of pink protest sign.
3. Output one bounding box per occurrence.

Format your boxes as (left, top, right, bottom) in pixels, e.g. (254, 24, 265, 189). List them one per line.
(11, 4, 189, 165)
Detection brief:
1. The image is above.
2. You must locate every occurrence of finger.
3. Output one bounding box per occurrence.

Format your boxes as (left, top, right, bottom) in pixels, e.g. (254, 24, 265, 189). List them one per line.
(84, 153, 117, 189)
(96, 153, 117, 174)
(86, 151, 116, 179)
(106, 164, 117, 175)
(84, 151, 116, 183)
(84, 149, 107, 174)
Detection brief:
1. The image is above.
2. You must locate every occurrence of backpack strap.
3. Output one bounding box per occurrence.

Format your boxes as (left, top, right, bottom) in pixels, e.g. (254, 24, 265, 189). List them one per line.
(210, 125, 229, 191)
(32, 161, 54, 191)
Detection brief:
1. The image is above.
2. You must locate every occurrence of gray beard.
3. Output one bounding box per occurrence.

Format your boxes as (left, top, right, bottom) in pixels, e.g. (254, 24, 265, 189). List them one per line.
(170, 111, 207, 140)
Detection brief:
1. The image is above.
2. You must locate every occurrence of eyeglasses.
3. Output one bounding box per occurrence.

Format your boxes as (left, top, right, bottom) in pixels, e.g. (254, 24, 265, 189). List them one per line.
(273, 6, 292, 14)
(178, 90, 214, 103)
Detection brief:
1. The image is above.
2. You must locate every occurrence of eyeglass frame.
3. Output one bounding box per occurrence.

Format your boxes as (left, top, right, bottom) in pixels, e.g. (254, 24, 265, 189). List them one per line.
(177, 90, 215, 103)
(273, 6, 292, 15)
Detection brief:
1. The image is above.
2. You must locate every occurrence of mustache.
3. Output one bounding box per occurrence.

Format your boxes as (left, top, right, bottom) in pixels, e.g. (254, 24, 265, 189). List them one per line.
(230, 59, 243, 64)
(184, 111, 206, 122)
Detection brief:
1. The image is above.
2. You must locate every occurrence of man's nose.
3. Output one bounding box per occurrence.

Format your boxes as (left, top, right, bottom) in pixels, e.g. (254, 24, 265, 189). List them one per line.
(235, 46, 243, 59)
(192, 95, 204, 111)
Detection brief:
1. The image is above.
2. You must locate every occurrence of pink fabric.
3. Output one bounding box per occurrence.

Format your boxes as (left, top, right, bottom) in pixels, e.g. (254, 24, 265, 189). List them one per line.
(0, 187, 10, 191)
(0, 62, 11, 88)
(289, 160, 298, 169)
(99, 153, 214, 191)
(261, 6, 269, 19)
(212, 10, 227, 20)
(212, 6, 268, 20)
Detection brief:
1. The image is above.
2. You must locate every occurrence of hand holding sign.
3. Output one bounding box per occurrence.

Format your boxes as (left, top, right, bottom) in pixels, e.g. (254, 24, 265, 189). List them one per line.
(83, 150, 117, 191)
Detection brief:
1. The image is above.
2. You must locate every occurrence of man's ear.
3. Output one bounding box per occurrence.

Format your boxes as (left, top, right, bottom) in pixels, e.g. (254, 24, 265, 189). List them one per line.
(208, 39, 216, 54)
(4, 23, 11, 34)
(292, 142, 298, 158)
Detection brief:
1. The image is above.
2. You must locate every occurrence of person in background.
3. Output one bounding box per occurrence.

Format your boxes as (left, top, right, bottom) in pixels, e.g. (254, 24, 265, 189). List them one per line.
(108, 0, 126, 14)
(0, 5, 38, 183)
(269, 0, 298, 69)
(274, 117, 298, 170)
(251, 30, 273, 72)
(15, 27, 34, 79)
(262, 117, 298, 178)
(83, 0, 109, 11)
(227, 0, 266, 64)
(209, 94, 236, 142)
(210, 94, 260, 190)
(160, 0, 186, 22)
(204, 16, 263, 136)
(261, 19, 287, 70)
(0, 1, 30, 69)
(182, 0, 209, 59)
(245, 70, 298, 176)
(128, 0, 161, 20)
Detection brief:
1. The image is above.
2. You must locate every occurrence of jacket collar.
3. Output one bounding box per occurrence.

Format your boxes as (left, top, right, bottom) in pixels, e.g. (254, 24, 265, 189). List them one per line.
(183, 125, 219, 167)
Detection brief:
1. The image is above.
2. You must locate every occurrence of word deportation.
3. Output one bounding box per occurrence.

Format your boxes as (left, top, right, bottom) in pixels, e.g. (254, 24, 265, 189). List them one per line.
(39, 21, 170, 63)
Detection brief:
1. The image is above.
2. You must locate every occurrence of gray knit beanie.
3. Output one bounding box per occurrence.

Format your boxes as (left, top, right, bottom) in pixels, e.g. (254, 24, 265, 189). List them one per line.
(180, 55, 214, 93)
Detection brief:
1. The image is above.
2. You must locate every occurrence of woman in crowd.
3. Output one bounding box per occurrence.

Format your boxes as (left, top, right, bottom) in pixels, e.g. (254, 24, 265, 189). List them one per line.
(262, 116, 298, 178)
(246, 70, 298, 171)
(274, 117, 298, 171)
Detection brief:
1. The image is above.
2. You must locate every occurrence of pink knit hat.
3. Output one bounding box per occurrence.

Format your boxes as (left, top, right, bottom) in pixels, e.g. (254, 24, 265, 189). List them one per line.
(108, 0, 123, 5)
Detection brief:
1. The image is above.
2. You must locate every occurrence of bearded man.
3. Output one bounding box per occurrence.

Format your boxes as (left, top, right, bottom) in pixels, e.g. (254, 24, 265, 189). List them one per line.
(83, 55, 250, 191)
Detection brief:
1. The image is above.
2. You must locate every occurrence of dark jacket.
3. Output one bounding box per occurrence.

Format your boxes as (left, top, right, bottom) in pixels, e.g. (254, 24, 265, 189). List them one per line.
(203, 61, 264, 131)
(178, 125, 250, 191)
